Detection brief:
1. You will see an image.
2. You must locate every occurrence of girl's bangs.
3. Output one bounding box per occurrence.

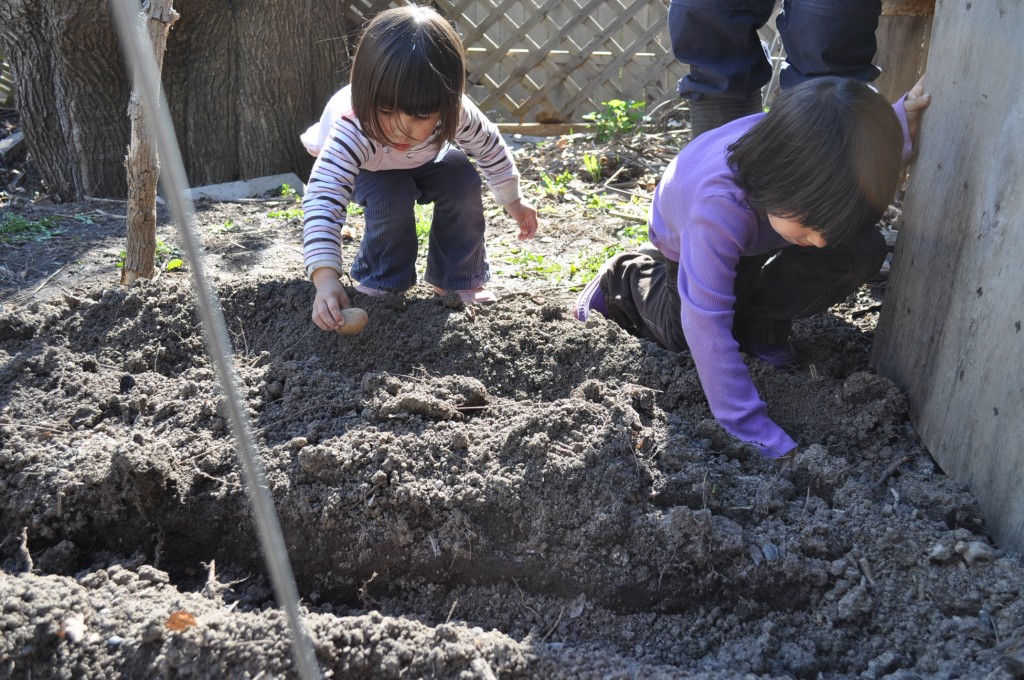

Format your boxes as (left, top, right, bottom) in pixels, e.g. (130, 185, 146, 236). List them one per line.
(383, 50, 451, 115)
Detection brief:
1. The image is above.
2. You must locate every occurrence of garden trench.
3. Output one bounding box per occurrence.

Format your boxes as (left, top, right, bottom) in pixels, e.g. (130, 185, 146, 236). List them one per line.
(1, 196, 1023, 678)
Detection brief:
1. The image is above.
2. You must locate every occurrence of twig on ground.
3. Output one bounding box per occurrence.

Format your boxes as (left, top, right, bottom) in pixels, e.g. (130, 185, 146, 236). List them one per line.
(873, 455, 912, 488)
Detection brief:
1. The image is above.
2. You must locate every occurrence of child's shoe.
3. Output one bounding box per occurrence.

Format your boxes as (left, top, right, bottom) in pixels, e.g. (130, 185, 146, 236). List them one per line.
(573, 276, 607, 321)
(745, 341, 798, 372)
(355, 284, 387, 298)
(432, 286, 497, 304)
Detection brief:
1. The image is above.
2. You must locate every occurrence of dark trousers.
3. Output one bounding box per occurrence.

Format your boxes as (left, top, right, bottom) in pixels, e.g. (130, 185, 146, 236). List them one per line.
(669, 0, 882, 100)
(600, 230, 887, 351)
(350, 147, 489, 292)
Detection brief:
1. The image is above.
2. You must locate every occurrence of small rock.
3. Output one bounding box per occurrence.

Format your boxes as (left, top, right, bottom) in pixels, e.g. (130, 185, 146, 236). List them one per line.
(955, 540, 995, 566)
(928, 543, 955, 563)
(60, 614, 86, 643)
(141, 623, 163, 644)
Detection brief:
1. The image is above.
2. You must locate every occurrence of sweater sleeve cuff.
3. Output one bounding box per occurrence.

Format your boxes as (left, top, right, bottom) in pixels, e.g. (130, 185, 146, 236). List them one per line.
(756, 431, 798, 459)
(490, 180, 522, 207)
(305, 260, 345, 281)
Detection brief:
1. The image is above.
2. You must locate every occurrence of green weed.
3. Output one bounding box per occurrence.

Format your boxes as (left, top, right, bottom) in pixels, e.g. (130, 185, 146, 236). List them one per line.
(539, 170, 574, 197)
(279, 183, 300, 202)
(415, 203, 432, 252)
(115, 238, 184, 272)
(583, 99, 646, 142)
(267, 207, 303, 220)
(585, 192, 615, 211)
(209, 219, 236, 233)
(503, 247, 563, 280)
(582, 153, 602, 183)
(0, 212, 62, 243)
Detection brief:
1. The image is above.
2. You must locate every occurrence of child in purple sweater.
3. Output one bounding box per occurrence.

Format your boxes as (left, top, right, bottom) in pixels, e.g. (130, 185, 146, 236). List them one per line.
(575, 76, 930, 460)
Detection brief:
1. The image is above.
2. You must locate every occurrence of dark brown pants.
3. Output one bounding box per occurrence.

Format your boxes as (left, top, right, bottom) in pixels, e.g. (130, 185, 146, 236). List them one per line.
(599, 229, 887, 351)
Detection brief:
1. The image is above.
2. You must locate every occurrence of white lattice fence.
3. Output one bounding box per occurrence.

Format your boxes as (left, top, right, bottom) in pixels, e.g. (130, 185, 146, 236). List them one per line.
(342, 0, 685, 124)
(442, 0, 682, 122)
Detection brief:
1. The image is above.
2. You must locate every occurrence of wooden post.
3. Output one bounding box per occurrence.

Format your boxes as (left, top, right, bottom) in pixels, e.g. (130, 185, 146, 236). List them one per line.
(873, 0, 934, 102)
(872, 1, 1024, 552)
(121, 0, 178, 286)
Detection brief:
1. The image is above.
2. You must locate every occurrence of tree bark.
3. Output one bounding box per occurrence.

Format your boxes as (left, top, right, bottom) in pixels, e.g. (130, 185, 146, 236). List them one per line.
(122, 0, 179, 286)
(0, 0, 354, 200)
(0, 1, 130, 200)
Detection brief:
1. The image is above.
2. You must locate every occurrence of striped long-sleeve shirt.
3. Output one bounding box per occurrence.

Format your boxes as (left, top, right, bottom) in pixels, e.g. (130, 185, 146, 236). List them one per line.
(301, 86, 522, 278)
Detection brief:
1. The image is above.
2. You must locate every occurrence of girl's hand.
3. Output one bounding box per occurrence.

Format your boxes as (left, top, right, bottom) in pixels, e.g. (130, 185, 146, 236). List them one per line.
(904, 75, 930, 144)
(311, 268, 352, 331)
(506, 198, 539, 240)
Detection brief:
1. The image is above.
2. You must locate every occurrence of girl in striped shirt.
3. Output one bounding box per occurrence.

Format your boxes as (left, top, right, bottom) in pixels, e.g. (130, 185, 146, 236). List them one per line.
(301, 6, 538, 332)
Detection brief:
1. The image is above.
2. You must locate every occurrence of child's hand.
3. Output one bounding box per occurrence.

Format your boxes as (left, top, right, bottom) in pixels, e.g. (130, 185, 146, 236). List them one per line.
(311, 268, 353, 331)
(904, 74, 930, 144)
(506, 198, 539, 240)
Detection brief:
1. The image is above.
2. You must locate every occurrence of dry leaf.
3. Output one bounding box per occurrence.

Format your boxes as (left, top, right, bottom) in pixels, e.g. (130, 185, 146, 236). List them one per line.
(165, 611, 198, 631)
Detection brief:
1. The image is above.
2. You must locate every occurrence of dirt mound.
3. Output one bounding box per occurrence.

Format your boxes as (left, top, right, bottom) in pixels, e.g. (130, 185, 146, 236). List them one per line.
(3, 264, 1023, 678)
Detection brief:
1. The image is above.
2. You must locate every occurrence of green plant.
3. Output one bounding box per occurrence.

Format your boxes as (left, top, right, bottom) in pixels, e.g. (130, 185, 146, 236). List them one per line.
(279, 183, 300, 202)
(268, 184, 304, 220)
(210, 219, 236, 233)
(620, 222, 648, 245)
(503, 247, 563, 281)
(539, 169, 574, 197)
(414, 203, 432, 252)
(115, 238, 184, 271)
(583, 99, 646, 142)
(582, 153, 602, 183)
(267, 206, 303, 220)
(585, 192, 615, 211)
(569, 244, 623, 283)
(0, 212, 62, 243)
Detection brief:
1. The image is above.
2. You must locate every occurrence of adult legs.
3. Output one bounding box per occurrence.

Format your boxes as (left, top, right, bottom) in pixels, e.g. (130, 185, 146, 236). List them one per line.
(410, 148, 490, 291)
(669, 0, 776, 135)
(670, 0, 883, 136)
(777, 0, 882, 88)
(350, 169, 421, 292)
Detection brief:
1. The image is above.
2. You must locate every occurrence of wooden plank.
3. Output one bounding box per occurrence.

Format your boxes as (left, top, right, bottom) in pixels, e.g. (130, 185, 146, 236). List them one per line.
(872, 1, 1024, 551)
(873, 15, 930, 102)
(497, 122, 591, 136)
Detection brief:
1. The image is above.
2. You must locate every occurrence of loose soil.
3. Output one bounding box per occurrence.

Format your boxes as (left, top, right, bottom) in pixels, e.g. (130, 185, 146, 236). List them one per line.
(2, 130, 1023, 679)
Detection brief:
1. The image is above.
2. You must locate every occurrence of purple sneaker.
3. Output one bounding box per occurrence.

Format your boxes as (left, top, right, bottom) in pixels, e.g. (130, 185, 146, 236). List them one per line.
(573, 276, 607, 321)
(746, 341, 798, 372)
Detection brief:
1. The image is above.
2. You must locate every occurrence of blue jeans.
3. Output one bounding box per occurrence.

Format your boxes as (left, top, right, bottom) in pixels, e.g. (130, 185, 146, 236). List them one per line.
(669, 0, 882, 100)
(350, 147, 489, 292)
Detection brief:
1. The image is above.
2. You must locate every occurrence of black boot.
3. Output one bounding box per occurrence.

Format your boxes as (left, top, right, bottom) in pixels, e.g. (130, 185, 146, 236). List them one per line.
(688, 94, 762, 138)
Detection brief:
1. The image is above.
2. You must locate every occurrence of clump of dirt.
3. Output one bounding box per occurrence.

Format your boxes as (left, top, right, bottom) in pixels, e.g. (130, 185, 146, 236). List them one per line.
(2, 143, 1023, 678)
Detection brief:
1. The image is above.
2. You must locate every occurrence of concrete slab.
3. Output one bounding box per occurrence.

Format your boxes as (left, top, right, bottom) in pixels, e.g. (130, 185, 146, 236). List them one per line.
(186, 173, 306, 202)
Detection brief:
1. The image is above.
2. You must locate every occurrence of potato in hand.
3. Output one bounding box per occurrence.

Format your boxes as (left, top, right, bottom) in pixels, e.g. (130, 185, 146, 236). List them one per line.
(336, 307, 368, 335)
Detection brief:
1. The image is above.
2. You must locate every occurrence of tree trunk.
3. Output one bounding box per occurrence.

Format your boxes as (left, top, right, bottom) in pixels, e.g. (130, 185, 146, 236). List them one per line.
(0, 0, 355, 200)
(122, 0, 180, 286)
(0, 1, 131, 200)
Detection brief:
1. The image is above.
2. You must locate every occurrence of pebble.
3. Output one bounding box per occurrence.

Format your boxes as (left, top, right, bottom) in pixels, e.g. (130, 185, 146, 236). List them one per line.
(955, 540, 995, 566)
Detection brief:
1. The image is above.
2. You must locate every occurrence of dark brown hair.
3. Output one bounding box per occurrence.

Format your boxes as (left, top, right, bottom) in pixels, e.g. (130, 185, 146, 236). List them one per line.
(351, 6, 465, 148)
(728, 77, 903, 246)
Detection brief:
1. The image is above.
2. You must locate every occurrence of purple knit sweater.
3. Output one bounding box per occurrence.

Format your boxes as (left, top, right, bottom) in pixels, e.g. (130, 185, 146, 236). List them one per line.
(649, 99, 912, 457)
